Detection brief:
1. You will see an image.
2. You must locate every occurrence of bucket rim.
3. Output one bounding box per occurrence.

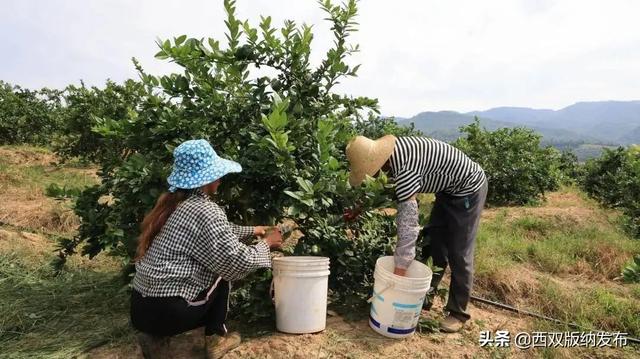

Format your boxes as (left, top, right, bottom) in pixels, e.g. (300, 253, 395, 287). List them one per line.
(373, 268, 433, 284)
(273, 270, 331, 277)
(272, 256, 330, 263)
(273, 264, 330, 269)
(273, 265, 330, 271)
(375, 256, 433, 281)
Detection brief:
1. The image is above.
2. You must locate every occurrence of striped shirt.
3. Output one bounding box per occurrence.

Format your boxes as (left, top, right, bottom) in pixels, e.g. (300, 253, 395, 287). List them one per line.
(132, 189, 271, 301)
(389, 137, 486, 201)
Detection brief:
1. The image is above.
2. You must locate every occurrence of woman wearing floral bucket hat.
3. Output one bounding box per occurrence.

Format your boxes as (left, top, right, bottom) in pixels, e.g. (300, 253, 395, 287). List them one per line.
(130, 139, 282, 359)
(345, 135, 487, 334)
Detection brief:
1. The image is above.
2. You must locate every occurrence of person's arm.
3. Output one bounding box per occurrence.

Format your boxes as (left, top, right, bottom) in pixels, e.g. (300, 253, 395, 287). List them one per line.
(394, 194, 420, 276)
(229, 223, 255, 242)
(230, 224, 274, 244)
(193, 215, 280, 282)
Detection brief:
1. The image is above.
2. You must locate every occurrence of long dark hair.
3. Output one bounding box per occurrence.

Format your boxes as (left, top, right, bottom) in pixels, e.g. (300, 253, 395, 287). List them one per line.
(135, 190, 188, 261)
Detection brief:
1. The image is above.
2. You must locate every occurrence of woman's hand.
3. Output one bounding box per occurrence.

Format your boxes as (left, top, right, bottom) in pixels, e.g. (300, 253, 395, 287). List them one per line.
(254, 226, 269, 237)
(393, 267, 407, 276)
(263, 227, 283, 249)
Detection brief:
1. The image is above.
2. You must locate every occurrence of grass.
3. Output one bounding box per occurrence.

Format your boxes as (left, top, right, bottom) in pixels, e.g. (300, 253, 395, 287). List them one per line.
(534, 278, 640, 334)
(0, 150, 95, 195)
(471, 187, 640, 343)
(0, 145, 97, 236)
(0, 146, 125, 358)
(0, 230, 131, 359)
(477, 203, 639, 279)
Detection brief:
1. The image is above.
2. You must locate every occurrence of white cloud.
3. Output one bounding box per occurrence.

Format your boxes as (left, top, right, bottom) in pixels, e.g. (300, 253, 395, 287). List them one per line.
(1, 0, 638, 117)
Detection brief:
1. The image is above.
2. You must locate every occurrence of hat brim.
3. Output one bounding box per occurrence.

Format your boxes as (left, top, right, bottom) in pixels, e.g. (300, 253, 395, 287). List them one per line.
(167, 157, 242, 190)
(347, 135, 396, 187)
(216, 157, 242, 179)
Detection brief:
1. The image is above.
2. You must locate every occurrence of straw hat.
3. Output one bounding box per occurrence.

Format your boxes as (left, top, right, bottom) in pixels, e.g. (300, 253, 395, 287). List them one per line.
(346, 135, 397, 186)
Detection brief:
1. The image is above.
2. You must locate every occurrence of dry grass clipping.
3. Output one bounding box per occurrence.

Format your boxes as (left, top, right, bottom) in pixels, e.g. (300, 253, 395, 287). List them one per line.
(0, 146, 58, 166)
(0, 187, 79, 234)
(482, 189, 614, 228)
(474, 265, 541, 307)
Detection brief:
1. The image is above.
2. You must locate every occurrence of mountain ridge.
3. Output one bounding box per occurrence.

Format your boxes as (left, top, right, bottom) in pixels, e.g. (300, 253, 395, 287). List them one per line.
(398, 100, 640, 145)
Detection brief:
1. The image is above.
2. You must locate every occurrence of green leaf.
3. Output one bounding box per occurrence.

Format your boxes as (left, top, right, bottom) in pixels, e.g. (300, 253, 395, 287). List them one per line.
(296, 177, 313, 193)
(154, 50, 169, 60)
(300, 198, 314, 207)
(283, 190, 301, 200)
(175, 35, 187, 46)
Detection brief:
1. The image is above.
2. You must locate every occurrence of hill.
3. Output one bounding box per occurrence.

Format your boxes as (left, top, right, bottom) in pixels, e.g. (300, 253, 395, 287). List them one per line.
(399, 111, 600, 145)
(398, 100, 640, 160)
(399, 111, 515, 142)
(469, 101, 640, 144)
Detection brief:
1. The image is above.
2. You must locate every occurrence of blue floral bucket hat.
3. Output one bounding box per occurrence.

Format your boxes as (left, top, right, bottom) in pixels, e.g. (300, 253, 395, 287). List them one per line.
(167, 139, 242, 192)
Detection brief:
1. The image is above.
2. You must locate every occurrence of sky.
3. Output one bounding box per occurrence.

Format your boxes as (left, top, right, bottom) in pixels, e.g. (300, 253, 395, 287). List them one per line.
(1, 0, 639, 118)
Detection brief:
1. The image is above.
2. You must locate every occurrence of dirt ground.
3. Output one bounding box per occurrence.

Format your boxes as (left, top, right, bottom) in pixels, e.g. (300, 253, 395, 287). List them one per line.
(481, 190, 614, 228)
(0, 147, 96, 235)
(86, 301, 635, 359)
(86, 301, 537, 359)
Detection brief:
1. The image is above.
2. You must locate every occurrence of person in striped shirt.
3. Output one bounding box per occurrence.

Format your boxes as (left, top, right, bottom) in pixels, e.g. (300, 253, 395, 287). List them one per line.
(346, 135, 488, 333)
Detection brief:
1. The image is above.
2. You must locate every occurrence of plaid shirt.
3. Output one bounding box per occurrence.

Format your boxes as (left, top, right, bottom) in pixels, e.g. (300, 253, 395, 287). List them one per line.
(132, 190, 271, 301)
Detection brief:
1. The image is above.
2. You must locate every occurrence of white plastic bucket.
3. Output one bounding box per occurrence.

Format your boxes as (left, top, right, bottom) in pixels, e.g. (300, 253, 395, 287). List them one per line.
(272, 256, 330, 334)
(368, 256, 433, 339)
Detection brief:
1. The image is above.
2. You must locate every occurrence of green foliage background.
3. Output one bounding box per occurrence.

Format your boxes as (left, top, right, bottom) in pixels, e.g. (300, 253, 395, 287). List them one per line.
(0, 81, 63, 145)
(454, 119, 562, 206)
(581, 145, 640, 240)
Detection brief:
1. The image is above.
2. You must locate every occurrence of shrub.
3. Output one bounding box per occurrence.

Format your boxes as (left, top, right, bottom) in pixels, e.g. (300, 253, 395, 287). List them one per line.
(622, 255, 640, 283)
(353, 115, 421, 139)
(0, 81, 63, 145)
(581, 146, 640, 238)
(54, 80, 146, 163)
(55, 0, 414, 320)
(556, 150, 584, 185)
(45, 183, 83, 199)
(453, 119, 561, 206)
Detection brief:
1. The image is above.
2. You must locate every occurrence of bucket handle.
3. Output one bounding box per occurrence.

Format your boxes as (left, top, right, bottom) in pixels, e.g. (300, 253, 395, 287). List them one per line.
(366, 282, 394, 303)
(269, 279, 275, 304)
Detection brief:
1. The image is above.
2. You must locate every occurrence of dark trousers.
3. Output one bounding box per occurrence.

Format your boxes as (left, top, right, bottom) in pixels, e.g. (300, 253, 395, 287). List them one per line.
(423, 180, 487, 322)
(130, 280, 230, 337)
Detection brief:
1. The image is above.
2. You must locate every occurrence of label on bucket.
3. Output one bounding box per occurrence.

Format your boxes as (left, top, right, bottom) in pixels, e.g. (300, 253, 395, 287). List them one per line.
(391, 303, 421, 329)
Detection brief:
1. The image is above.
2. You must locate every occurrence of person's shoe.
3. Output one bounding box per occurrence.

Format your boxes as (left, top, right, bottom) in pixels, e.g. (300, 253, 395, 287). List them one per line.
(205, 332, 241, 359)
(440, 315, 465, 333)
(137, 332, 169, 359)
